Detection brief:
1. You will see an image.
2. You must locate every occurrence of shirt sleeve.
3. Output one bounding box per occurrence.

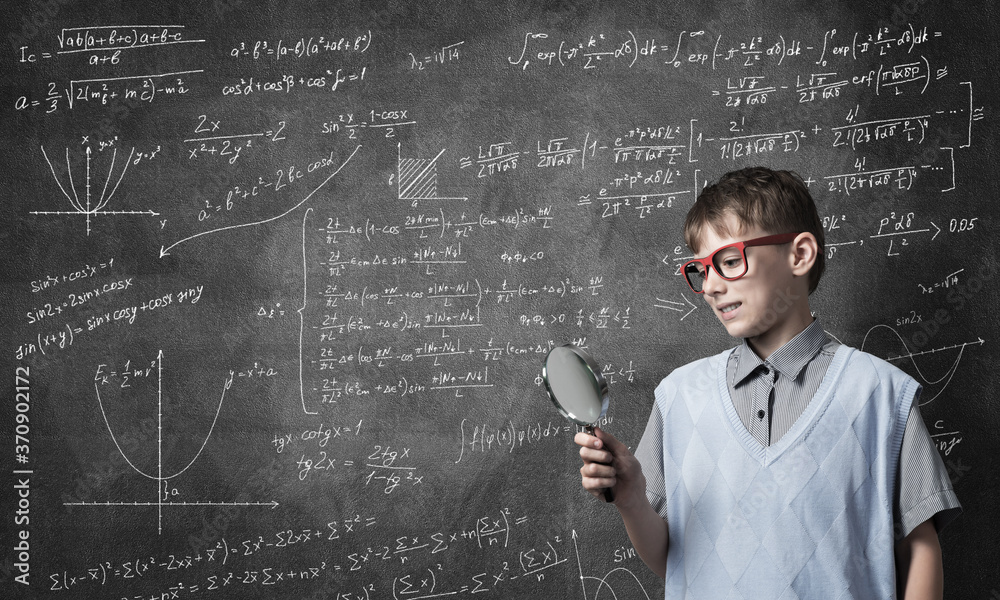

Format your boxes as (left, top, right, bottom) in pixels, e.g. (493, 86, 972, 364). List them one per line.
(634, 399, 669, 521)
(895, 395, 962, 538)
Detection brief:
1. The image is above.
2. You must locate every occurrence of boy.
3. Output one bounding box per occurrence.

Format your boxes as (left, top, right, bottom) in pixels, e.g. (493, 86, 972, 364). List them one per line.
(577, 167, 960, 598)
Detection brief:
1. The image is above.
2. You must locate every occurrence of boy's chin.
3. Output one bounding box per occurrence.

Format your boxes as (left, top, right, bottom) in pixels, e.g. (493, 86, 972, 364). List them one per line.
(719, 319, 757, 340)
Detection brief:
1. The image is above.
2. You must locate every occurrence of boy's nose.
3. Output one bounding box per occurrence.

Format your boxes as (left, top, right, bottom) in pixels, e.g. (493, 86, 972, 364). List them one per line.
(701, 266, 726, 295)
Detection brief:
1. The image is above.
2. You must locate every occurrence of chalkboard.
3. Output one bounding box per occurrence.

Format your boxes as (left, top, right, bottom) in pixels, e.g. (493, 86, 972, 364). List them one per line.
(2, 0, 997, 597)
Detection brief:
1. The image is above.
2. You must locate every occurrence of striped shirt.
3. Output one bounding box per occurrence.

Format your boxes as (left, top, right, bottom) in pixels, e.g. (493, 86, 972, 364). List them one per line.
(728, 318, 837, 445)
(636, 319, 961, 538)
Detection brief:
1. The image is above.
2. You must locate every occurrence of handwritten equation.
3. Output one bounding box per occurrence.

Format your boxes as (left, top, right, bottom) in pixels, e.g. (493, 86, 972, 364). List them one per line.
(6, 6, 992, 600)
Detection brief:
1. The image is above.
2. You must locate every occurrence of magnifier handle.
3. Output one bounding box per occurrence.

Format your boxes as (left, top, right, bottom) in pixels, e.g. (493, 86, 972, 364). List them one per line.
(586, 425, 615, 503)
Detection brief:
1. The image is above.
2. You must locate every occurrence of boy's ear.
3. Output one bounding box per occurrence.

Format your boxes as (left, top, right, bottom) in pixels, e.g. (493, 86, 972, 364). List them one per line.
(789, 232, 818, 277)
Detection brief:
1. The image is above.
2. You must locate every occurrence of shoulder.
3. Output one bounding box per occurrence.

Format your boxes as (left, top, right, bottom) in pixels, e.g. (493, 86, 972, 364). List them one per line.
(837, 346, 921, 404)
(841, 346, 916, 385)
(653, 348, 731, 406)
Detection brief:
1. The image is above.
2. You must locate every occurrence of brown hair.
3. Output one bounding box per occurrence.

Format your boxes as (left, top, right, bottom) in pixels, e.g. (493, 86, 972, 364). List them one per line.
(684, 166, 826, 293)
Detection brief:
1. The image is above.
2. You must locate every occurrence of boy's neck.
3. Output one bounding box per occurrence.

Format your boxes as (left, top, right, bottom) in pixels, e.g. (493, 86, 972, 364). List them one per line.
(745, 307, 815, 361)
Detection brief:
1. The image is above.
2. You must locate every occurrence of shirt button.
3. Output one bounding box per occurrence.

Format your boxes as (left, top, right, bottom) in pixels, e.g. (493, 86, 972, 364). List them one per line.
(757, 409, 766, 419)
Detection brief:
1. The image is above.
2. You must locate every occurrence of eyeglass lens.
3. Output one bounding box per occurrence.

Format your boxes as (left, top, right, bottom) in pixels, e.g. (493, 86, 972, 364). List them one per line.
(683, 246, 747, 292)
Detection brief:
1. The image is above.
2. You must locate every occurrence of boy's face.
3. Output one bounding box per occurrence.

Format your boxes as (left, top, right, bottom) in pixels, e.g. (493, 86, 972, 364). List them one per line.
(692, 216, 808, 352)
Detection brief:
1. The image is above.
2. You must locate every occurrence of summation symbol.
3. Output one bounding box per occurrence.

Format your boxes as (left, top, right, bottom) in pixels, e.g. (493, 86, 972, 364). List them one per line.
(34, 145, 159, 235)
(70, 350, 278, 534)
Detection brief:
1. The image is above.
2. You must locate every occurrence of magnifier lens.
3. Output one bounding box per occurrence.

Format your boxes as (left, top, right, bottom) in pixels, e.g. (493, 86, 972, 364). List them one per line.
(542, 344, 615, 503)
(545, 346, 603, 424)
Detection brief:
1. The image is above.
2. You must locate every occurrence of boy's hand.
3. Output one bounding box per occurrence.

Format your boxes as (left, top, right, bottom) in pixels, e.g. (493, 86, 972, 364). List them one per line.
(575, 427, 646, 509)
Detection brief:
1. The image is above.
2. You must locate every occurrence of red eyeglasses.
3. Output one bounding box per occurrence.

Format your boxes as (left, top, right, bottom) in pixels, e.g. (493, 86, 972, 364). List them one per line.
(682, 232, 800, 293)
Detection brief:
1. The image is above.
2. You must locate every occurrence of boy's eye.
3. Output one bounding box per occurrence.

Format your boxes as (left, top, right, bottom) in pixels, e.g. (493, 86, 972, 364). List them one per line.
(714, 252, 745, 274)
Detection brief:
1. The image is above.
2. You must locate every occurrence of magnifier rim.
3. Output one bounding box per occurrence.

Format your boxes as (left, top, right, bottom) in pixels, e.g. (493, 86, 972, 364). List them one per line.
(542, 343, 610, 426)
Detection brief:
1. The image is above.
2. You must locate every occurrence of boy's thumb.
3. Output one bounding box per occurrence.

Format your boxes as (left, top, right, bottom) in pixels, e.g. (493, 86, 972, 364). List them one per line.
(593, 427, 620, 450)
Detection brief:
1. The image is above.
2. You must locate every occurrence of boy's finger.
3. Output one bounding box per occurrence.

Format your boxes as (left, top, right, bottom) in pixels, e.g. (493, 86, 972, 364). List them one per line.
(582, 475, 617, 491)
(579, 446, 613, 464)
(592, 427, 624, 452)
(582, 461, 615, 478)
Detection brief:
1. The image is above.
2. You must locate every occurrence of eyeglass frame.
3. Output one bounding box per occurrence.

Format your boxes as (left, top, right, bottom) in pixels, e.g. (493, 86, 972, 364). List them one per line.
(682, 232, 802, 294)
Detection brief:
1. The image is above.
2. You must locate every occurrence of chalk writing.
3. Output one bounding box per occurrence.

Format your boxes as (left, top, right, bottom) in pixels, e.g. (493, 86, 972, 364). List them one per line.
(6, 7, 993, 600)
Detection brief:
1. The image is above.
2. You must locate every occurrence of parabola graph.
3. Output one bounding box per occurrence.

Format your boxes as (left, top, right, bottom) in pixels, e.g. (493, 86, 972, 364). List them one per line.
(33, 145, 159, 235)
(67, 350, 278, 534)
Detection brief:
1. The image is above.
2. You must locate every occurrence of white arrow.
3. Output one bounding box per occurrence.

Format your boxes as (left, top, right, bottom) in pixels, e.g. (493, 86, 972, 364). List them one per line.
(160, 145, 361, 257)
(654, 294, 698, 320)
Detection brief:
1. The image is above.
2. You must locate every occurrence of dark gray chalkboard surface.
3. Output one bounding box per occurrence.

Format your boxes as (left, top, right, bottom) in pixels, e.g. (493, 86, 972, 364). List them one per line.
(2, 0, 997, 597)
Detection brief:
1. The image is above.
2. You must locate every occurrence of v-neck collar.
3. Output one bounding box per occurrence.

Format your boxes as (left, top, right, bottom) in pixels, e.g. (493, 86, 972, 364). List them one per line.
(718, 344, 852, 466)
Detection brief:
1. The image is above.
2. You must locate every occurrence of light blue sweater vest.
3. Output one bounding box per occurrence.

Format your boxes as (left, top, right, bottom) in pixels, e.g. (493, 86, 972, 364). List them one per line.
(652, 345, 916, 599)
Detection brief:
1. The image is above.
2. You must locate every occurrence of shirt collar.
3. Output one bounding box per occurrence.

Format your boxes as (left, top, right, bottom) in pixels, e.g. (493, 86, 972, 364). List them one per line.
(731, 319, 829, 387)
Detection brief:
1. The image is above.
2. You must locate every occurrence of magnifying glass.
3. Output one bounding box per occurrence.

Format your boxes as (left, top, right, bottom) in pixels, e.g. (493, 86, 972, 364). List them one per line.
(542, 344, 614, 502)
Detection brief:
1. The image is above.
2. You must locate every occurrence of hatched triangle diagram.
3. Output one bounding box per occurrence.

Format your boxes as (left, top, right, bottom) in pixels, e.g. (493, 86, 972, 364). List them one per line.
(397, 143, 468, 205)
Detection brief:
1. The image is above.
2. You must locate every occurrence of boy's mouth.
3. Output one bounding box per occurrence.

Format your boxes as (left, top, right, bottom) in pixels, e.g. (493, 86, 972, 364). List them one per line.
(718, 302, 741, 319)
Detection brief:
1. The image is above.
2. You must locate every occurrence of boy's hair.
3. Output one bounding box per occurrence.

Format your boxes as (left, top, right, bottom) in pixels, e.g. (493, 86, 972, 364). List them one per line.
(684, 166, 826, 293)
